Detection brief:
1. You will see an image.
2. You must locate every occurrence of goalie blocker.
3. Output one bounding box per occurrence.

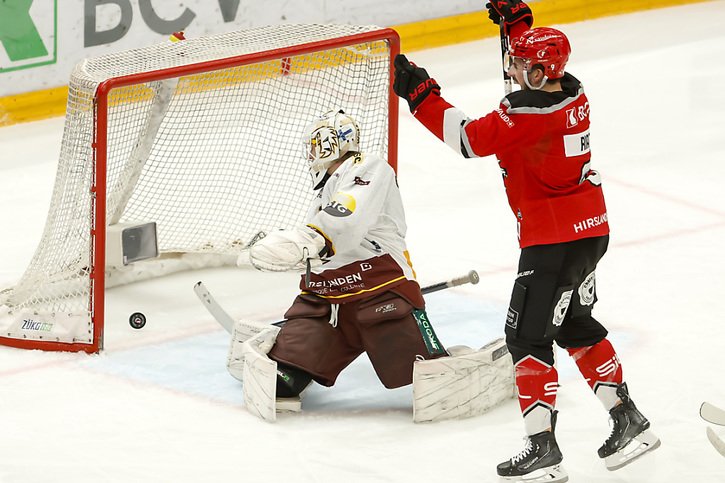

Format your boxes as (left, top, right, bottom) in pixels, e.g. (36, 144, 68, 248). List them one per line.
(228, 318, 514, 423)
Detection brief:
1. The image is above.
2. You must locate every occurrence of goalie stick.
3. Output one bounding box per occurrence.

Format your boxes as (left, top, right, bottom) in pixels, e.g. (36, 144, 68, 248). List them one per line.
(195, 270, 480, 334)
(700, 402, 725, 426)
(194, 281, 236, 333)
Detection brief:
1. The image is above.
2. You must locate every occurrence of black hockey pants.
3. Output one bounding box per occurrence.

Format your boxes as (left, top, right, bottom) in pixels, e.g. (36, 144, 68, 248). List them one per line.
(504, 235, 610, 366)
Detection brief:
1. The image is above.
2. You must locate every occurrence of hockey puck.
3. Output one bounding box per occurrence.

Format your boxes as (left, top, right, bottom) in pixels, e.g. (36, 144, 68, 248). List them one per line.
(129, 312, 146, 329)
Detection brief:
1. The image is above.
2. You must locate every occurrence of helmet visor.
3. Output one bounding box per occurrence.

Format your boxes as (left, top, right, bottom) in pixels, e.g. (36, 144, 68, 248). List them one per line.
(507, 55, 531, 72)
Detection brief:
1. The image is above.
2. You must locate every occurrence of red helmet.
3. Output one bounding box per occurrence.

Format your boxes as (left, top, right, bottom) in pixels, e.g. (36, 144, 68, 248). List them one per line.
(510, 27, 571, 79)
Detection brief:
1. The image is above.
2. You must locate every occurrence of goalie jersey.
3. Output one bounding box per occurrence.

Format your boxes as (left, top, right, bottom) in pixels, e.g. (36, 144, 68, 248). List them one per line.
(302, 153, 418, 303)
(413, 73, 609, 248)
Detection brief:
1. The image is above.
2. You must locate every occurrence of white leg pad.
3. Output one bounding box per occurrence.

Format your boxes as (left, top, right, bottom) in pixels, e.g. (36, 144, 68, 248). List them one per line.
(241, 328, 280, 422)
(413, 337, 515, 423)
(227, 319, 281, 381)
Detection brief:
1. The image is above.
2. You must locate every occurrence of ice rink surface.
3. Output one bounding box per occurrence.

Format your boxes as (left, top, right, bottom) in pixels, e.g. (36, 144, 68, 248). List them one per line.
(1, 3, 724, 482)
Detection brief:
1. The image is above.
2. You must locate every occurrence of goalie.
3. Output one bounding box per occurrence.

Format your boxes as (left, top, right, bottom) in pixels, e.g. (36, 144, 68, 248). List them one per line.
(232, 109, 450, 420)
(230, 110, 513, 422)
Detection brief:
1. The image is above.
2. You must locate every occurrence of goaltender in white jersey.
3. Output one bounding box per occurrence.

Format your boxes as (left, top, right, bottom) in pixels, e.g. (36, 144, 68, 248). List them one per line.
(247, 109, 419, 303)
(231, 109, 513, 422)
(300, 149, 417, 301)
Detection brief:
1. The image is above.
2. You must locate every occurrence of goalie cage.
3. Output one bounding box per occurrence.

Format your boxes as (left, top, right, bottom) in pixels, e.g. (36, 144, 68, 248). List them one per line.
(0, 25, 400, 353)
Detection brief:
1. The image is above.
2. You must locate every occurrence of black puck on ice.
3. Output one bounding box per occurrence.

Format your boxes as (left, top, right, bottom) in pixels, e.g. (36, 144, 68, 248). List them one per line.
(129, 312, 146, 329)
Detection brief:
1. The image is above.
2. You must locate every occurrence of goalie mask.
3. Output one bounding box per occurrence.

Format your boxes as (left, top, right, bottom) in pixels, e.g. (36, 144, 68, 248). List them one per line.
(303, 109, 360, 189)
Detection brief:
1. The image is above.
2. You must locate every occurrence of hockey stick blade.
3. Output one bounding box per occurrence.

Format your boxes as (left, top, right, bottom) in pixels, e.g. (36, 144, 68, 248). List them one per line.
(421, 270, 479, 295)
(701, 402, 725, 426)
(706, 426, 725, 457)
(194, 281, 235, 333)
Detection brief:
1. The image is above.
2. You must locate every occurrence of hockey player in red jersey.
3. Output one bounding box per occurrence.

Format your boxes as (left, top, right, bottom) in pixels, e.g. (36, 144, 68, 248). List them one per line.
(393, 1, 660, 480)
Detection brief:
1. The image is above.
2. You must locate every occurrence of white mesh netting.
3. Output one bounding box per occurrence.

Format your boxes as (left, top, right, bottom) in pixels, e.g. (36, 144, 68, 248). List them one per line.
(0, 24, 395, 349)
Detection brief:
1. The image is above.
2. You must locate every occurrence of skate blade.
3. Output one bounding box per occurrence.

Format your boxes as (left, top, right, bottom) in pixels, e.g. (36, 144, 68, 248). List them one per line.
(499, 464, 568, 483)
(604, 429, 661, 471)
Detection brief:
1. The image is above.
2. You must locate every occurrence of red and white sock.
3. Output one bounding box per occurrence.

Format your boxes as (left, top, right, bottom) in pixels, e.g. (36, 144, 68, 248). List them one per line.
(567, 338, 623, 410)
(515, 356, 559, 435)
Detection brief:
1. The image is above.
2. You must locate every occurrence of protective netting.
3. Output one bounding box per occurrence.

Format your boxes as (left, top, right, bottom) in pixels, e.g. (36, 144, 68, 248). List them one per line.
(0, 25, 395, 349)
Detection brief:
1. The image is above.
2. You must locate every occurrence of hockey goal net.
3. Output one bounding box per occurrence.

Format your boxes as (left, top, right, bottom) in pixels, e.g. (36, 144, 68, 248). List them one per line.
(0, 25, 399, 353)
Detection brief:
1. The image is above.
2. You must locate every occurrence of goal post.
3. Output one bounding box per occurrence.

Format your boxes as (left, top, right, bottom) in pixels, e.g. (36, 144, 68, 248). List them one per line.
(0, 25, 400, 353)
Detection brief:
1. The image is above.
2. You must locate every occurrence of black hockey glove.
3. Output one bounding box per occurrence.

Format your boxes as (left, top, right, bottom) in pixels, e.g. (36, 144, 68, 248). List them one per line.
(393, 54, 441, 112)
(485, 1, 533, 30)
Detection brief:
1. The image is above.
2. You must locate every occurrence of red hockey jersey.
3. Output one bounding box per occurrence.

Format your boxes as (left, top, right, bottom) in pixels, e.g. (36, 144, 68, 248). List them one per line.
(413, 73, 609, 248)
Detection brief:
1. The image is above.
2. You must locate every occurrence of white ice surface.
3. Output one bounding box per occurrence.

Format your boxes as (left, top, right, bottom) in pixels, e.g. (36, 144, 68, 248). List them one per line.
(1, 3, 725, 482)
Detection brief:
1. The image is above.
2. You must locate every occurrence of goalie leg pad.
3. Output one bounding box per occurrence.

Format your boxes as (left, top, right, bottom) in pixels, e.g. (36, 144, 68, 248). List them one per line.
(241, 328, 280, 422)
(412, 338, 515, 423)
(227, 319, 281, 382)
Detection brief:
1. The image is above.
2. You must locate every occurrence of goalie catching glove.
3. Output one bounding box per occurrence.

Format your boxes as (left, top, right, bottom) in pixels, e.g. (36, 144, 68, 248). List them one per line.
(246, 226, 328, 272)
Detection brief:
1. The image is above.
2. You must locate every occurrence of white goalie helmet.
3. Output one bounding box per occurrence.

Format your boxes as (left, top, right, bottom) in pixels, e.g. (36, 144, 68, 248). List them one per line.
(303, 109, 360, 189)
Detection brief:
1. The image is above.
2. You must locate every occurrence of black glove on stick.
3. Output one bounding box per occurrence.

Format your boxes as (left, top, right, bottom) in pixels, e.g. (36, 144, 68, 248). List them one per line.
(485, 1, 533, 30)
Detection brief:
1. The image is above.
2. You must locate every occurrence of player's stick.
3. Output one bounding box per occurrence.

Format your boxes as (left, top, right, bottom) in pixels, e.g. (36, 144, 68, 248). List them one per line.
(419, 270, 479, 295)
(195, 270, 480, 334)
(499, 23, 513, 94)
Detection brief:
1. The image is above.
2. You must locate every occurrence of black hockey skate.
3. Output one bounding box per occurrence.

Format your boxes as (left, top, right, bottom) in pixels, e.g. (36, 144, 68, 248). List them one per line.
(497, 411, 568, 483)
(598, 383, 661, 470)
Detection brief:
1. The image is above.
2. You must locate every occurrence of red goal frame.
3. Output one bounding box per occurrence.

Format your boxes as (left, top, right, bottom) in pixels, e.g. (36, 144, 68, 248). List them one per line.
(0, 28, 400, 353)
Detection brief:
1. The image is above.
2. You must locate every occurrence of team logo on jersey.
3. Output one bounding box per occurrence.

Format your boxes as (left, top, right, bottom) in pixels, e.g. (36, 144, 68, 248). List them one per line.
(323, 192, 356, 217)
(566, 108, 579, 128)
(353, 176, 370, 186)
